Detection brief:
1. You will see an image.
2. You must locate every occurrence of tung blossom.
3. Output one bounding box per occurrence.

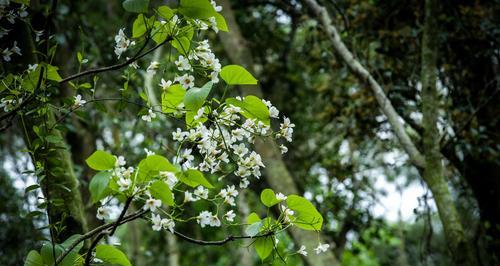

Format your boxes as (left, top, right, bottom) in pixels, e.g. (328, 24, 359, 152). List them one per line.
(73, 94, 86, 107)
(297, 245, 308, 256)
(143, 197, 162, 212)
(314, 243, 330, 254)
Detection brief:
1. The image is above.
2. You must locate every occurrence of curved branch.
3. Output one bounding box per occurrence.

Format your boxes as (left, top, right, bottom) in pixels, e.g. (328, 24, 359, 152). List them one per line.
(173, 230, 274, 246)
(59, 36, 173, 84)
(302, 0, 426, 168)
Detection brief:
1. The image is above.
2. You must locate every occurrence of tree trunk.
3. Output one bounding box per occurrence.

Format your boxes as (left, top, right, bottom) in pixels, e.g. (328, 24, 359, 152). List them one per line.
(420, 1, 476, 265)
(219, 1, 339, 265)
(14, 20, 88, 242)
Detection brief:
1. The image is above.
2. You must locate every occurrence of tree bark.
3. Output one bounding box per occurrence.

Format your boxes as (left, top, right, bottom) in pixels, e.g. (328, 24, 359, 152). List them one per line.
(218, 1, 339, 265)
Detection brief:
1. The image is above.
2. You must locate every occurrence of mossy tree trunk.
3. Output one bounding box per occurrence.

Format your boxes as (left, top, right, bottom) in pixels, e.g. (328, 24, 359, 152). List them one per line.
(420, 1, 476, 265)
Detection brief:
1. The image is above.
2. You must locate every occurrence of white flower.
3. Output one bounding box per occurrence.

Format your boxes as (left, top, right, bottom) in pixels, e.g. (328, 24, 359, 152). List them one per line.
(162, 218, 175, 233)
(143, 197, 162, 212)
(126, 57, 139, 69)
(160, 171, 178, 189)
(159, 78, 172, 90)
(73, 94, 86, 107)
(34, 30, 44, 42)
(115, 156, 126, 167)
(232, 143, 248, 157)
(114, 28, 134, 58)
(96, 206, 111, 220)
(280, 205, 295, 223)
(28, 64, 38, 72)
(297, 245, 308, 256)
(211, 0, 223, 12)
(280, 116, 295, 142)
(197, 210, 212, 228)
(147, 61, 160, 74)
(11, 41, 21, 55)
(194, 186, 209, 199)
(314, 243, 330, 254)
(209, 71, 219, 83)
(117, 177, 131, 192)
(269, 106, 279, 118)
(141, 109, 157, 122)
(224, 210, 236, 222)
(208, 17, 219, 33)
(279, 144, 288, 154)
(2, 48, 12, 61)
(176, 74, 195, 89)
(151, 213, 163, 231)
(18, 6, 28, 18)
(184, 191, 197, 202)
(172, 128, 187, 141)
(239, 178, 249, 188)
(276, 192, 287, 201)
(193, 107, 205, 120)
(144, 148, 155, 156)
(209, 214, 221, 227)
(175, 55, 192, 71)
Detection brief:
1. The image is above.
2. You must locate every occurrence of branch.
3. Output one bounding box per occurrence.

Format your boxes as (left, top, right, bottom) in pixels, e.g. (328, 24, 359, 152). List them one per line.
(301, 0, 426, 168)
(54, 209, 148, 265)
(59, 36, 173, 84)
(173, 230, 274, 246)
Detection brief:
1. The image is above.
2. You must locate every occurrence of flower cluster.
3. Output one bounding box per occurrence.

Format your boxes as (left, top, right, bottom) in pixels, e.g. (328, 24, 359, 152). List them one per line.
(114, 28, 135, 59)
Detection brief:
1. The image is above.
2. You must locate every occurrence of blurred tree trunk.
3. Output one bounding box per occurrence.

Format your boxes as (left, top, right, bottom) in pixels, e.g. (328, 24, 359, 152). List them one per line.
(420, 0, 475, 265)
(219, 1, 339, 265)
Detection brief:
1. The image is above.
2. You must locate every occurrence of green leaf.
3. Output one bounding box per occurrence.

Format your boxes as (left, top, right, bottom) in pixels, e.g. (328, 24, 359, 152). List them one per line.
(132, 14, 148, 38)
(178, 169, 213, 188)
(214, 13, 228, 32)
(161, 84, 185, 113)
(171, 36, 191, 55)
(254, 237, 274, 261)
(247, 212, 261, 224)
(157, 5, 175, 19)
(151, 21, 170, 44)
(150, 180, 174, 206)
(225, 95, 270, 125)
(184, 81, 212, 112)
(40, 242, 64, 266)
(178, 0, 217, 19)
(46, 64, 62, 81)
(25, 184, 40, 193)
(260, 188, 281, 207)
(89, 172, 112, 203)
(220, 65, 258, 85)
(286, 195, 323, 231)
(24, 250, 44, 266)
(137, 155, 176, 182)
(245, 221, 262, 237)
(95, 245, 131, 266)
(122, 0, 149, 13)
(85, 150, 116, 171)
